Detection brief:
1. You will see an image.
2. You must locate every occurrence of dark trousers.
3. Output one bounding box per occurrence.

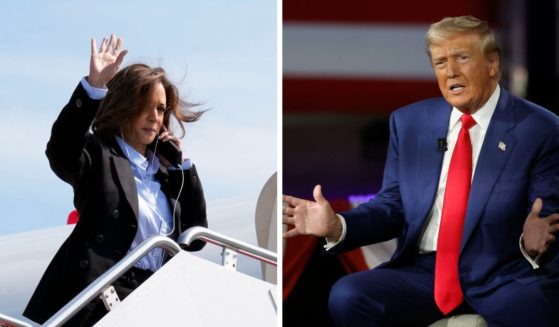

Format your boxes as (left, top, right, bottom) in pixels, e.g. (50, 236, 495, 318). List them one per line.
(328, 253, 474, 326)
(328, 253, 559, 327)
(64, 267, 153, 327)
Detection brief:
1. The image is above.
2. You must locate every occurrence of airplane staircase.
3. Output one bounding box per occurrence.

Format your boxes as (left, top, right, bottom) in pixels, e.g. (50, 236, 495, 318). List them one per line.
(0, 227, 277, 327)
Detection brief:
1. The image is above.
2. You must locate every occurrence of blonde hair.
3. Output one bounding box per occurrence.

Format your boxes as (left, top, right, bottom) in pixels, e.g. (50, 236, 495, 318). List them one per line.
(425, 15, 500, 59)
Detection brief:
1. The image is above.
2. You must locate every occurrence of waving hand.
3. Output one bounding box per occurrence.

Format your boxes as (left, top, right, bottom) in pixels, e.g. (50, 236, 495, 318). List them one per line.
(88, 34, 128, 88)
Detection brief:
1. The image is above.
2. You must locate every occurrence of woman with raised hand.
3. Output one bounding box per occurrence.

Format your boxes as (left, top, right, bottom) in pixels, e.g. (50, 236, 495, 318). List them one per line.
(24, 34, 207, 326)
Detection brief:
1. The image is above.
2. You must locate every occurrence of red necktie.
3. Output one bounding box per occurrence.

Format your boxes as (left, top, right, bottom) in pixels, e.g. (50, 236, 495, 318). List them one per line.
(435, 113, 476, 315)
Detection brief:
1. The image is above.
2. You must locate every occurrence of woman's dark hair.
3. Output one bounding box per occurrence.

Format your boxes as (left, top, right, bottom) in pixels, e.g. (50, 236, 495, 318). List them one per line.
(92, 63, 203, 139)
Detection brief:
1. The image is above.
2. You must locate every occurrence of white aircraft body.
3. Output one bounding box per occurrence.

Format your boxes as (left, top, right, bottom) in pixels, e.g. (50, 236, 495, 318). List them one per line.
(0, 177, 277, 327)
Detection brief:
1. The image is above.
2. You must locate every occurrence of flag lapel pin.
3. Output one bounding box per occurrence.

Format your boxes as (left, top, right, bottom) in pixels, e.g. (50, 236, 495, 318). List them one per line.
(498, 141, 506, 151)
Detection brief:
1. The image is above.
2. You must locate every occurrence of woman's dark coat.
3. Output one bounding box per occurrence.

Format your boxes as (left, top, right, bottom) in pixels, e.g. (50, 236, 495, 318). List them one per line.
(24, 83, 207, 323)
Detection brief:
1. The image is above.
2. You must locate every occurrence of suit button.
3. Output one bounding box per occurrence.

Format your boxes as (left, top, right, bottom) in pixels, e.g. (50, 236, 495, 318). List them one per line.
(130, 223, 137, 229)
(114, 249, 123, 256)
(112, 209, 119, 219)
(79, 259, 88, 269)
(95, 234, 104, 243)
(192, 176, 198, 184)
(76, 98, 82, 108)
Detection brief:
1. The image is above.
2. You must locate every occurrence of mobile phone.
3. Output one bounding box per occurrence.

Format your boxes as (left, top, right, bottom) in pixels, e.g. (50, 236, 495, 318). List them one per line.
(149, 138, 182, 167)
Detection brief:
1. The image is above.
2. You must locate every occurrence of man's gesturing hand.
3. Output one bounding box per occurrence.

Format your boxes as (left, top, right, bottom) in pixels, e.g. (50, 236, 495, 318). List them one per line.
(522, 198, 559, 257)
(282, 185, 342, 240)
(88, 34, 128, 88)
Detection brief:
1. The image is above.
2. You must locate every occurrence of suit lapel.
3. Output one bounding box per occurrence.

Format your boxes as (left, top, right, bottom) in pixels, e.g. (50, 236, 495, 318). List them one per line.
(107, 138, 140, 220)
(105, 136, 182, 227)
(412, 102, 451, 231)
(156, 166, 174, 200)
(461, 89, 517, 252)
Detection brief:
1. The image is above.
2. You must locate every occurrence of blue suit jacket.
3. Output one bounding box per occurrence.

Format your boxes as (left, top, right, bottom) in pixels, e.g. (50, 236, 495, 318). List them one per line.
(334, 87, 559, 309)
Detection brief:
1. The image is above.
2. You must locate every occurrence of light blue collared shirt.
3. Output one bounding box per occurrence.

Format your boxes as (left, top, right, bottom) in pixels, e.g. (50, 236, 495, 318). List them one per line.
(116, 136, 174, 272)
(80, 77, 107, 99)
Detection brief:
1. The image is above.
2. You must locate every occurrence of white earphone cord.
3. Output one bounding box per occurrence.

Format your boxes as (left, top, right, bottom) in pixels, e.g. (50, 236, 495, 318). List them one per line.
(168, 167, 185, 237)
(151, 135, 185, 238)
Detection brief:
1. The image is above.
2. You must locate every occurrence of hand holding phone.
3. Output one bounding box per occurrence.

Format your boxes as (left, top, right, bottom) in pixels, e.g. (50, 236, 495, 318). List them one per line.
(148, 126, 183, 167)
(152, 139, 182, 167)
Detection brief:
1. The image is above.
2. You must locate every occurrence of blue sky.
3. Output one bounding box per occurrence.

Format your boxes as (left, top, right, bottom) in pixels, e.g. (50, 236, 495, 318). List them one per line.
(0, 1, 277, 236)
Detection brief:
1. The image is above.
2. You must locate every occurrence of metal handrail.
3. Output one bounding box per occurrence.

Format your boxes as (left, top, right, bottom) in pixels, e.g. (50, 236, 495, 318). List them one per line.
(0, 313, 34, 327)
(43, 236, 181, 327)
(177, 226, 277, 266)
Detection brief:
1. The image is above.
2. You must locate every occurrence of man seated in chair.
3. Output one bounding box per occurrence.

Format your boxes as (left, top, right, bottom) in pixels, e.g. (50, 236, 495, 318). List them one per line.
(283, 15, 559, 326)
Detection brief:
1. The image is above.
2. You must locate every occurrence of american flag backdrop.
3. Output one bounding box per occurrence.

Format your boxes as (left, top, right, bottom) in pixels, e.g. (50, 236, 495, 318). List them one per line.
(283, 0, 495, 114)
(283, 1, 497, 201)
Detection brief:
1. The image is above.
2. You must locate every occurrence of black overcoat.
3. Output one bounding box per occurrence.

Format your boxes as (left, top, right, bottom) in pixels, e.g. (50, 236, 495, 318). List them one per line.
(24, 83, 207, 323)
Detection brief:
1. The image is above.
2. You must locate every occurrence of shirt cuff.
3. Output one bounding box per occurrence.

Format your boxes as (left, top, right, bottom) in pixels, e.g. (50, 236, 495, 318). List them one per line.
(80, 77, 108, 100)
(324, 214, 347, 251)
(519, 234, 543, 269)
